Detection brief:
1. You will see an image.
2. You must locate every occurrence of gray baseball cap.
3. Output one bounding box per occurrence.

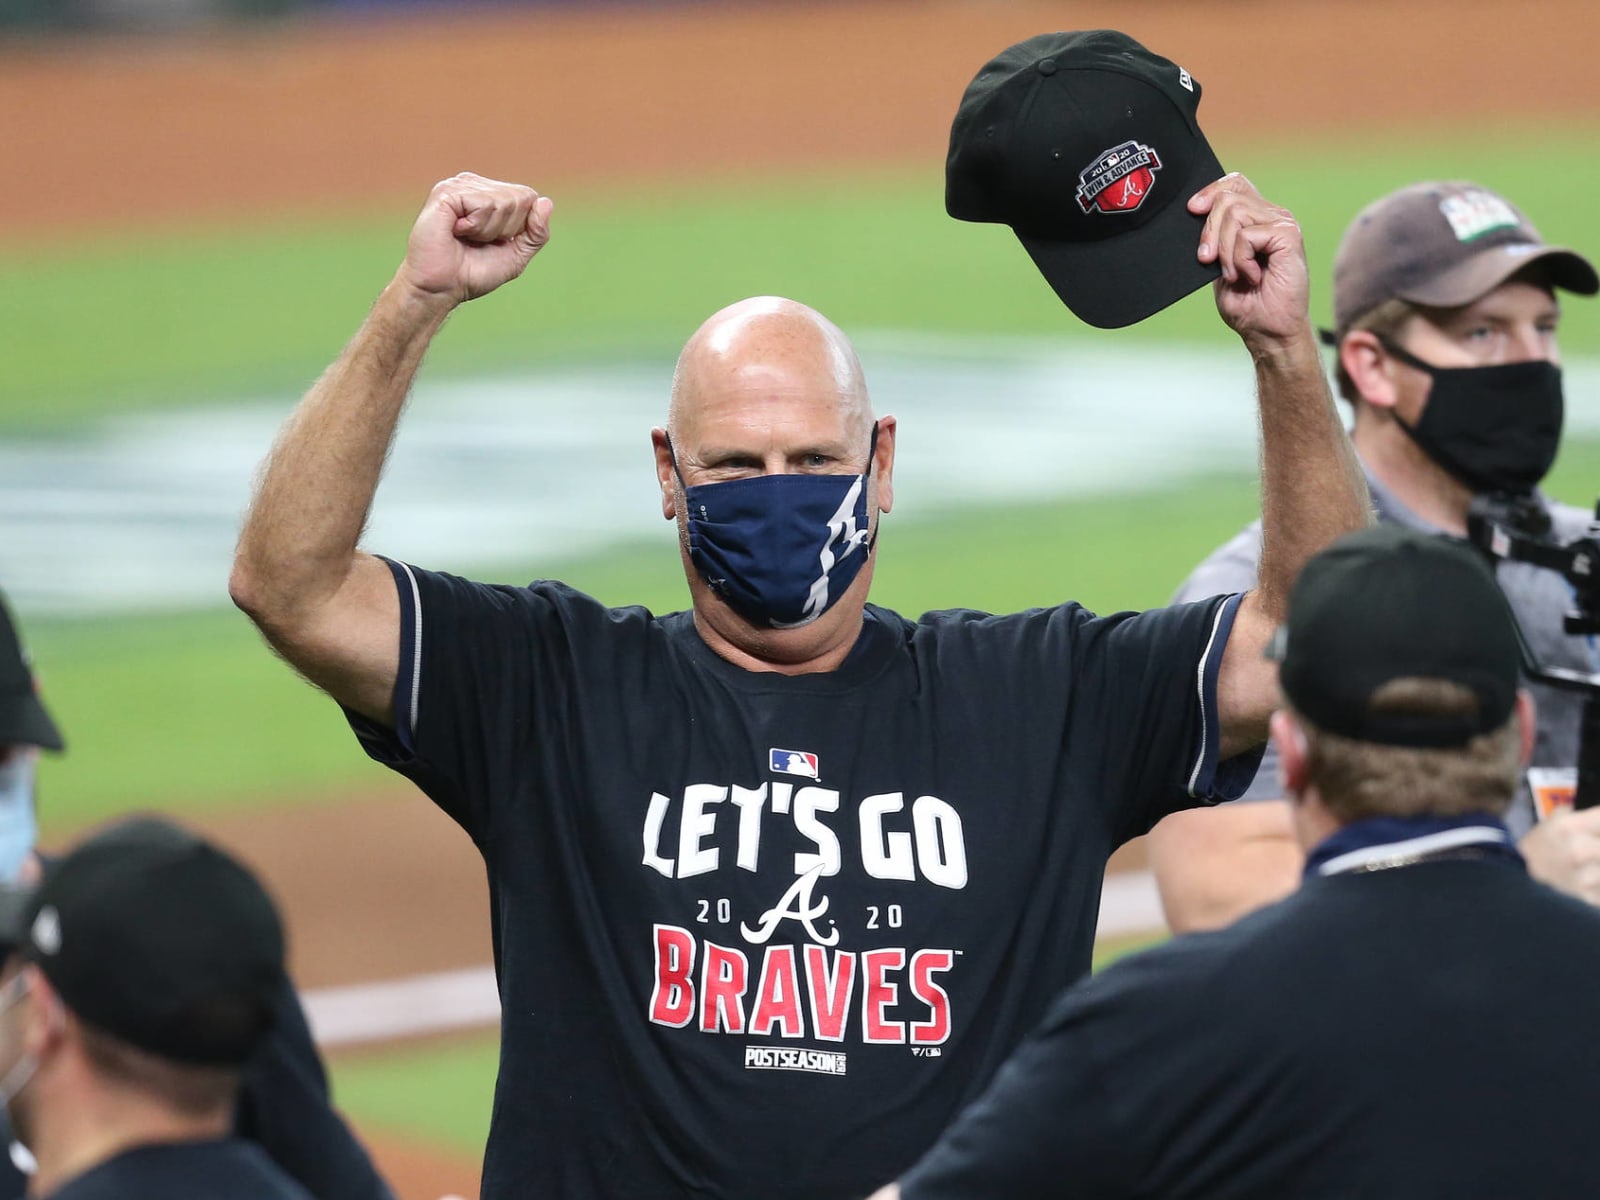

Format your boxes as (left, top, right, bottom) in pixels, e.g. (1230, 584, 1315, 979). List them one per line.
(1332, 181, 1598, 334)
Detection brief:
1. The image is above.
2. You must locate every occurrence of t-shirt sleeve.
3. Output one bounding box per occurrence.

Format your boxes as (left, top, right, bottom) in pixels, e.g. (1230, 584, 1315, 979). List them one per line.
(343, 559, 627, 845)
(1074, 592, 1262, 842)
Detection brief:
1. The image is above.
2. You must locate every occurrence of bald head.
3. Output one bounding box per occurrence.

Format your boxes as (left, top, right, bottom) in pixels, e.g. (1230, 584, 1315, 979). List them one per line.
(668, 297, 872, 441)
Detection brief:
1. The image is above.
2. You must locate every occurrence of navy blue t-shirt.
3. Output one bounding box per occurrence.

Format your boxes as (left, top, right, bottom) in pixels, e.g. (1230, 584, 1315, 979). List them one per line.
(350, 566, 1257, 1199)
(899, 861, 1600, 1199)
(44, 1139, 311, 1199)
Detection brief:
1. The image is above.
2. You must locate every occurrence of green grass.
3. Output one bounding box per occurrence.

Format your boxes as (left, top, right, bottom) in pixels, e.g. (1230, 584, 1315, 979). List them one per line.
(331, 1034, 501, 1160)
(5, 122, 1600, 428)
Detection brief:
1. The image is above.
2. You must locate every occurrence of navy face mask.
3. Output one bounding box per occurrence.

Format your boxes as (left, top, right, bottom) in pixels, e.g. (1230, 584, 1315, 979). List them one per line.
(1381, 337, 1564, 496)
(672, 424, 879, 629)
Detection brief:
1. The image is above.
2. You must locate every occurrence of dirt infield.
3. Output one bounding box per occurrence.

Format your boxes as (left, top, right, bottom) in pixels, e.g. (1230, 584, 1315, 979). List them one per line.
(14, 0, 1599, 1195)
(4, 0, 1598, 240)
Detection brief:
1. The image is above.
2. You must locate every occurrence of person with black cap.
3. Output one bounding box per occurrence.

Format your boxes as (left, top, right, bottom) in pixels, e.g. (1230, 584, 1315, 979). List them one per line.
(229, 29, 1371, 1200)
(0, 816, 311, 1198)
(0, 588, 396, 1200)
(872, 525, 1600, 1200)
(1150, 181, 1600, 933)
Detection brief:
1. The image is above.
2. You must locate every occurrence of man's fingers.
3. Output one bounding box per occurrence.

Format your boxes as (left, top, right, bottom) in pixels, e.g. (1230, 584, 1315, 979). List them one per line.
(456, 196, 531, 244)
(1188, 171, 1260, 215)
(434, 174, 545, 244)
(1202, 197, 1298, 283)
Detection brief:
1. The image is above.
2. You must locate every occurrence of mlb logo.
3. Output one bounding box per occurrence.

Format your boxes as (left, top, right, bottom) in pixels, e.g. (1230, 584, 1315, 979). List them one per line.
(770, 749, 820, 780)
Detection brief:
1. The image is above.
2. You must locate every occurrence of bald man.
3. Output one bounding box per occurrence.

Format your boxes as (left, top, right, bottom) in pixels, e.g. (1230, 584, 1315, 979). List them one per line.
(232, 172, 1367, 1199)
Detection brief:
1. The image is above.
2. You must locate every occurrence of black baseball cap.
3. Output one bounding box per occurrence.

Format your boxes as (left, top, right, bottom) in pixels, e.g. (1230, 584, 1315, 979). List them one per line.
(1268, 526, 1521, 748)
(0, 816, 286, 1065)
(945, 29, 1225, 329)
(0, 591, 63, 752)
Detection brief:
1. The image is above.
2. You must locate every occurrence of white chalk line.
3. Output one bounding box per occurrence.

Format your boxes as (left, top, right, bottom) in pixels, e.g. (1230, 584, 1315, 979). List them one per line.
(303, 869, 1166, 1049)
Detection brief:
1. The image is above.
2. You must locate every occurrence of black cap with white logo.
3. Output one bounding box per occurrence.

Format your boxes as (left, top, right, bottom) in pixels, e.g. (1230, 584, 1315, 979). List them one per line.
(946, 29, 1225, 329)
(0, 816, 286, 1065)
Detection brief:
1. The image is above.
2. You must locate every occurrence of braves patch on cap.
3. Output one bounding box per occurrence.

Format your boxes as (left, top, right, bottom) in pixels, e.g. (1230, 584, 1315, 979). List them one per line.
(1077, 140, 1163, 214)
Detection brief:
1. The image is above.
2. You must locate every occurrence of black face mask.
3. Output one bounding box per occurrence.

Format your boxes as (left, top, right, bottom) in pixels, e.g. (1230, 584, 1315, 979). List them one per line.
(1380, 338, 1564, 496)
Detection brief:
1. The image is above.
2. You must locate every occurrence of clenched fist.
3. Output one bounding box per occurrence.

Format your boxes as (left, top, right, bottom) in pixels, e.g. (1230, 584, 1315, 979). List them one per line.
(398, 172, 554, 306)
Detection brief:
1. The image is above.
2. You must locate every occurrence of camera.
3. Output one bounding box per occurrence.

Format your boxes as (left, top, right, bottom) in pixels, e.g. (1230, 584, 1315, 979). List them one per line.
(1466, 493, 1600, 809)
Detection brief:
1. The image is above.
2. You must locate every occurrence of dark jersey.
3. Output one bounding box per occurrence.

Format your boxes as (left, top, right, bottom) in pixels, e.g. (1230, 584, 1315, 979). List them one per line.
(350, 565, 1255, 1199)
(900, 861, 1600, 1200)
(0, 903, 392, 1200)
(44, 1139, 312, 1200)
(233, 980, 396, 1200)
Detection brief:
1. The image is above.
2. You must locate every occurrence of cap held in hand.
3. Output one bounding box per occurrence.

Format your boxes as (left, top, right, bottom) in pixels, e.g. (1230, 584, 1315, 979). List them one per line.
(946, 29, 1224, 329)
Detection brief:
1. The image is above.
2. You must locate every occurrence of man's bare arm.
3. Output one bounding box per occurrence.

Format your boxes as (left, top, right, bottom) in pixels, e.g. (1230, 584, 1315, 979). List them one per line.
(1188, 176, 1372, 759)
(1148, 801, 1302, 932)
(230, 173, 554, 723)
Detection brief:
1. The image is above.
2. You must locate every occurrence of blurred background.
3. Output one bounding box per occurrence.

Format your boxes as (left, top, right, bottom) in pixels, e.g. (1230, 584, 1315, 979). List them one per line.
(2, 0, 1597, 1193)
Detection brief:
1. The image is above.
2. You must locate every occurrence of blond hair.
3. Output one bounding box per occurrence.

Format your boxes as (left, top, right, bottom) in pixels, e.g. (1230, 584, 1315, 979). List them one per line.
(1333, 298, 1420, 404)
(1300, 678, 1521, 822)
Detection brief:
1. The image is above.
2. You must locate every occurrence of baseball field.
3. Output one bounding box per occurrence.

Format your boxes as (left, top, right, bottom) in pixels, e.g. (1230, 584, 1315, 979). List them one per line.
(4, 0, 1599, 1194)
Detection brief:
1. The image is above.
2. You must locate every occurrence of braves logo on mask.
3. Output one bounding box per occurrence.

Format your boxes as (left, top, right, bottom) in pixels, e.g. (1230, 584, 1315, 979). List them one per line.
(672, 425, 879, 629)
(1075, 140, 1162, 215)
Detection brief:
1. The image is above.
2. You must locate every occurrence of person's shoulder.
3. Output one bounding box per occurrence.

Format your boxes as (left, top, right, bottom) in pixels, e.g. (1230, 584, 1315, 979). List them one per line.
(1542, 497, 1594, 542)
(1048, 906, 1278, 1031)
(897, 602, 1104, 653)
(1171, 519, 1263, 604)
(415, 566, 682, 629)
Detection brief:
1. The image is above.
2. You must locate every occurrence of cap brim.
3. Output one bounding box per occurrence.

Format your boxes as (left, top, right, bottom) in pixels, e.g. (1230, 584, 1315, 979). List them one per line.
(1404, 244, 1600, 310)
(1016, 146, 1226, 329)
(0, 696, 64, 753)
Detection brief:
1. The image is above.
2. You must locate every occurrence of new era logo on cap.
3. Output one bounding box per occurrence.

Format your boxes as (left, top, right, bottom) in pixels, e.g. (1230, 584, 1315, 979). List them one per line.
(30, 905, 60, 956)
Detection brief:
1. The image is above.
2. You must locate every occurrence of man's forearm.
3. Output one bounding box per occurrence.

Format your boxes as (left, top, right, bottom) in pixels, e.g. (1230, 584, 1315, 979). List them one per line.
(231, 280, 452, 625)
(1253, 333, 1372, 620)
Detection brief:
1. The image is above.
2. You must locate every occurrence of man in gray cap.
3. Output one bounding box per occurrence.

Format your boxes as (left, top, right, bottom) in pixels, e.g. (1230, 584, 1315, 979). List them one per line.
(1150, 181, 1600, 932)
(872, 526, 1600, 1200)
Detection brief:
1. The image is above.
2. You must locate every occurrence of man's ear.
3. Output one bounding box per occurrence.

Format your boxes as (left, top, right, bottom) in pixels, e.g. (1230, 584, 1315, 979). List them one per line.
(20, 965, 64, 1060)
(651, 428, 677, 521)
(1340, 331, 1401, 412)
(871, 415, 897, 515)
(1270, 709, 1309, 796)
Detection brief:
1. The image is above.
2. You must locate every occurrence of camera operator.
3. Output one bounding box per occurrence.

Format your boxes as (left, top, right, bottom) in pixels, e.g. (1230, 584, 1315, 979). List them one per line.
(1150, 180, 1600, 931)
